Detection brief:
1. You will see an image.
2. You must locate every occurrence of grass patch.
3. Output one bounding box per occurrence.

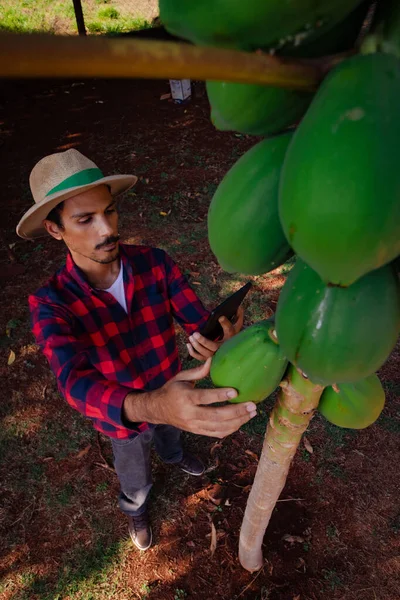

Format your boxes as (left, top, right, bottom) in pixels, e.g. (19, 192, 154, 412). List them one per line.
(0, 0, 151, 34)
(301, 448, 312, 462)
(97, 6, 119, 19)
(322, 568, 343, 591)
(96, 481, 109, 493)
(326, 524, 339, 539)
(328, 463, 347, 480)
(246, 288, 273, 322)
(0, 0, 74, 34)
(45, 482, 76, 510)
(37, 418, 94, 460)
(88, 15, 150, 35)
(14, 539, 126, 600)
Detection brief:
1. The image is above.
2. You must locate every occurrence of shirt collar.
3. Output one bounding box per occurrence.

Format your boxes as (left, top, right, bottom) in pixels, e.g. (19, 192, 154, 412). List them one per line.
(65, 243, 132, 292)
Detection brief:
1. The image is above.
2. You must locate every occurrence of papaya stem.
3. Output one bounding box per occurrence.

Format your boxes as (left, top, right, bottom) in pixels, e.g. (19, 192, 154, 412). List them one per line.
(238, 365, 324, 573)
(1, 33, 323, 90)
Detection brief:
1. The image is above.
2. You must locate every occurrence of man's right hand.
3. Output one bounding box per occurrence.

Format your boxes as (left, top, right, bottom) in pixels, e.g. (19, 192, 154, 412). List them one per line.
(123, 358, 257, 439)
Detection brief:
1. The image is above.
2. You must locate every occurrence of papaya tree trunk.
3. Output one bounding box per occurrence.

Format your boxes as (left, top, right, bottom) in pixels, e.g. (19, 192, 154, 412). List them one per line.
(239, 365, 324, 572)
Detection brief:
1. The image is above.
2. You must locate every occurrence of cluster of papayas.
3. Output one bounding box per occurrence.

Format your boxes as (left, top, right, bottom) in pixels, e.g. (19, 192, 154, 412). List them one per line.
(160, 0, 400, 429)
(275, 260, 400, 385)
(206, 0, 372, 137)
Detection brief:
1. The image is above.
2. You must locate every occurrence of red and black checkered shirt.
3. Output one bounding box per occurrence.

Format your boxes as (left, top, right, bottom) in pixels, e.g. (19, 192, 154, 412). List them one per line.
(29, 244, 209, 439)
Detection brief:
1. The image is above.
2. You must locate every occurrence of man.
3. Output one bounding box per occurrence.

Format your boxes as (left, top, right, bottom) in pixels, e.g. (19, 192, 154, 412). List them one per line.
(17, 149, 257, 551)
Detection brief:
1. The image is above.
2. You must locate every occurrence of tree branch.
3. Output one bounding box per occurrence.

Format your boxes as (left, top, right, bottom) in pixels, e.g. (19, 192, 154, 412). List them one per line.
(0, 33, 330, 90)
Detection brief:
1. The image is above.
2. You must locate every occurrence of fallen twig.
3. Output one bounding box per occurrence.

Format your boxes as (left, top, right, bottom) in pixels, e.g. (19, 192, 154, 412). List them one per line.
(236, 566, 265, 599)
(276, 497, 305, 503)
(95, 432, 115, 472)
(94, 461, 116, 473)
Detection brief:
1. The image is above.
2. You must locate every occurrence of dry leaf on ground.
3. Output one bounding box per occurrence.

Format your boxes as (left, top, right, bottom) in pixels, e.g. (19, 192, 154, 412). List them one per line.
(303, 437, 314, 454)
(282, 534, 305, 545)
(75, 445, 91, 459)
(210, 521, 217, 557)
(245, 449, 259, 461)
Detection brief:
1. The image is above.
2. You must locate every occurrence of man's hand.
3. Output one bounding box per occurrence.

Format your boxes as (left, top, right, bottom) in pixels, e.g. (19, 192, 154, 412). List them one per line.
(123, 357, 257, 439)
(187, 305, 245, 361)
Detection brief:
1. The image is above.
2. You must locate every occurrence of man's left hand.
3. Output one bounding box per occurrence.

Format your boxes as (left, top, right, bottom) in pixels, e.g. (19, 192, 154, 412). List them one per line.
(187, 305, 244, 361)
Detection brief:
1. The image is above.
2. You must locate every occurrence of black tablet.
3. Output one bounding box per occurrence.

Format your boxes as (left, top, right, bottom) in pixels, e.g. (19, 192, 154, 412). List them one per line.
(198, 281, 252, 341)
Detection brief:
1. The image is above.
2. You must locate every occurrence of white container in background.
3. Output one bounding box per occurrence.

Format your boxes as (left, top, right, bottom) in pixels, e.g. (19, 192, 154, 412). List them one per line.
(169, 79, 192, 104)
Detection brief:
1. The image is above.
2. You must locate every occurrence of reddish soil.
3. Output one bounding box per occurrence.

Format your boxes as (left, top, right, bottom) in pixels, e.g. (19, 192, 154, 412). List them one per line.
(0, 77, 399, 600)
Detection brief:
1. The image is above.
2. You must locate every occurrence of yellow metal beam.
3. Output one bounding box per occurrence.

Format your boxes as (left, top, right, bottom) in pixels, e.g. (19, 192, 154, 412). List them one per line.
(0, 33, 322, 90)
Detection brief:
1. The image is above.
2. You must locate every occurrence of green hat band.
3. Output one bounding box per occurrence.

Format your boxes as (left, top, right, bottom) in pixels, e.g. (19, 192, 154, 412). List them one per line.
(46, 167, 104, 197)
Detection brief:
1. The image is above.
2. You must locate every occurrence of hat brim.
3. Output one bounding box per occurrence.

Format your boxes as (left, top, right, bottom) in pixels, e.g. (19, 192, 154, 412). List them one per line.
(16, 174, 137, 240)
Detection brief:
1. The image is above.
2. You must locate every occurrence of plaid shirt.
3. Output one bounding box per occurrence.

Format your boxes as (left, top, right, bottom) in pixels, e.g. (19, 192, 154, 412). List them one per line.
(29, 244, 209, 439)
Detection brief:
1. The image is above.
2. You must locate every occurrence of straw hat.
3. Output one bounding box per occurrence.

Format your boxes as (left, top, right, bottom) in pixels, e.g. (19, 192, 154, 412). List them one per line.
(16, 149, 137, 239)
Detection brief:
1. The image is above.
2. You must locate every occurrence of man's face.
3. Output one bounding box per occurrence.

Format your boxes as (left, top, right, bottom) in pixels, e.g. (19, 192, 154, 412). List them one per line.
(45, 185, 120, 264)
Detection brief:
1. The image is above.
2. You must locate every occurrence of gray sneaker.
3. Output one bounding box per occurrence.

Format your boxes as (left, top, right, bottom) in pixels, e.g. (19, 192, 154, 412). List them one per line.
(175, 452, 205, 476)
(128, 511, 152, 551)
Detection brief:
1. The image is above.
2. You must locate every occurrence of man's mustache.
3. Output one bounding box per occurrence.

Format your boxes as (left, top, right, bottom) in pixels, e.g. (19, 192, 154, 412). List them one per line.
(95, 235, 120, 250)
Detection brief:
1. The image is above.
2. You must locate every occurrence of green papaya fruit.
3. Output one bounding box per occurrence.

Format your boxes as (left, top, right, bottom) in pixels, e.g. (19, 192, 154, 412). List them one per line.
(159, 0, 364, 52)
(208, 133, 292, 275)
(319, 374, 385, 429)
(279, 53, 400, 286)
(210, 320, 288, 403)
(206, 1, 371, 137)
(286, 0, 371, 58)
(275, 260, 400, 385)
(206, 81, 311, 137)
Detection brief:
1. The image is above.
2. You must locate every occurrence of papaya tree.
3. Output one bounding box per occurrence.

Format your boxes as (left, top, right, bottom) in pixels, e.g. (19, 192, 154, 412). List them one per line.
(3, 0, 399, 576)
(160, 0, 400, 573)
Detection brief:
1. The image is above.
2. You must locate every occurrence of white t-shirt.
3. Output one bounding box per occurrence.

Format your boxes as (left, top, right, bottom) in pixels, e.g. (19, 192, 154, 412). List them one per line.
(104, 262, 128, 313)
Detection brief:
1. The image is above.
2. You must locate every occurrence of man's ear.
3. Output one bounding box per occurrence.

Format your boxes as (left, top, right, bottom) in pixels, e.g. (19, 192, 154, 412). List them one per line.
(43, 220, 63, 241)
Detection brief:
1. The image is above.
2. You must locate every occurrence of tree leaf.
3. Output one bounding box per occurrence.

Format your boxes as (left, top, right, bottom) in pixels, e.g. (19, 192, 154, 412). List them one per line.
(210, 521, 217, 557)
(7, 350, 16, 365)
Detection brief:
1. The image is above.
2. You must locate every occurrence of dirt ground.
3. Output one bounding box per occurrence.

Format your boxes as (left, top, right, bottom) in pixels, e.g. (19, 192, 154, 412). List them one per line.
(0, 77, 399, 600)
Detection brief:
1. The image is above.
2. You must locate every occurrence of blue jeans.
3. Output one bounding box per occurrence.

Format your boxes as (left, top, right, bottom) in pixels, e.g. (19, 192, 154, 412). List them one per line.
(111, 425, 183, 517)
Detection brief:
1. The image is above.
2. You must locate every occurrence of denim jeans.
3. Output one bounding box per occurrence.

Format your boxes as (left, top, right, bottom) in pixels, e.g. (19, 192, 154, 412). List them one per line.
(111, 425, 183, 517)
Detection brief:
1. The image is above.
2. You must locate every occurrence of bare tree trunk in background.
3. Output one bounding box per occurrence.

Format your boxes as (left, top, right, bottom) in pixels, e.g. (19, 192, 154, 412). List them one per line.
(72, 0, 86, 36)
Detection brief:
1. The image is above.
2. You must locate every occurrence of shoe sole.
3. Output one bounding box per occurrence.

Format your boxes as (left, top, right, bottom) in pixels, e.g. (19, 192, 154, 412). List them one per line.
(129, 527, 153, 551)
(179, 467, 205, 476)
